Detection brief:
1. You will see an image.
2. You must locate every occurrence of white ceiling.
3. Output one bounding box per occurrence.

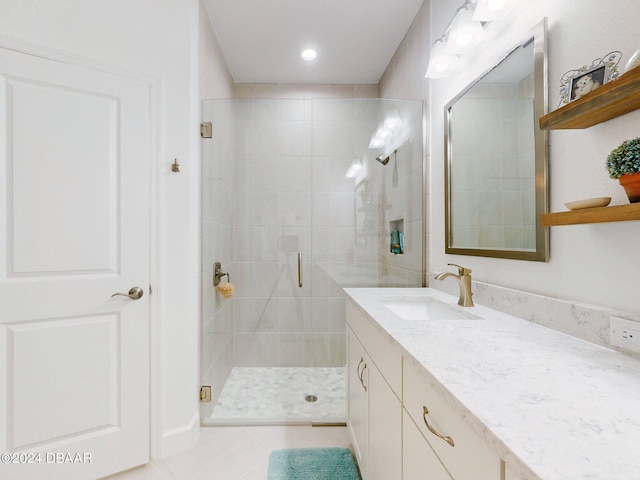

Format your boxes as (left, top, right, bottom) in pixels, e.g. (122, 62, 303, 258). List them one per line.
(203, 0, 425, 84)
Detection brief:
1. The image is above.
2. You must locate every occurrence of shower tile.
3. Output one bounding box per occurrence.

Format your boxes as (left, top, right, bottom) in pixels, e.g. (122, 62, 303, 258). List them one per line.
(253, 156, 279, 192)
(253, 333, 279, 366)
(277, 298, 306, 332)
(232, 262, 254, 298)
(328, 297, 347, 332)
(253, 192, 279, 226)
(277, 99, 306, 122)
(254, 99, 278, 121)
(278, 192, 311, 226)
(232, 226, 253, 262)
(329, 192, 356, 227)
(278, 156, 311, 192)
(313, 99, 354, 122)
(310, 298, 330, 332)
(233, 191, 254, 227)
(278, 334, 306, 366)
(312, 122, 354, 156)
(254, 121, 279, 155)
(209, 367, 346, 424)
(251, 226, 280, 261)
(311, 192, 331, 226)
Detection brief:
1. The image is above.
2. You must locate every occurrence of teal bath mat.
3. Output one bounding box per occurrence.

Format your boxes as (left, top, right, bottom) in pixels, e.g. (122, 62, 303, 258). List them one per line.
(267, 448, 361, 480)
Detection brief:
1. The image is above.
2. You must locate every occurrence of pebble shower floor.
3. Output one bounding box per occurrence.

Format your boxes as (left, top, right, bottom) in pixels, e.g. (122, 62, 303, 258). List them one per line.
(209, 367, 346, 424)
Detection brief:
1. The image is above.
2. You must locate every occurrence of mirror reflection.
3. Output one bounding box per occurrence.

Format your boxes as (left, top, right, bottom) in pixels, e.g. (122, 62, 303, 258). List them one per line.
(445, 21, 548, 261)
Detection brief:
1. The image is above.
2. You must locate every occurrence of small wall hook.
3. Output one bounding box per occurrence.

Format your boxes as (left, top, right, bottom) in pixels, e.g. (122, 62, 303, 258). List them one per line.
(213, 262, 230, 286)
(171, 158, 180, 172)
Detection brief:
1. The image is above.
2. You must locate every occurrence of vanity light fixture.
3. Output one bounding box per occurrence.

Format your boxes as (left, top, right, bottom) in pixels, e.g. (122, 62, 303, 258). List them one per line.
(383, 109, 403, 130)
(445, 5, 487, 54)
(425, 38, 461, 78)
(369, 134, 386, 149)
(301, 49, 318, 61)
(345, 160, 363, 179)
(473, 0, 511, 21)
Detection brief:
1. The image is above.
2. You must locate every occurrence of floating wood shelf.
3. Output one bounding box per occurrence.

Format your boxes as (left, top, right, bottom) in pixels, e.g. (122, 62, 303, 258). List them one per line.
(541, 203, 640, 226)
(539, 65, 640, 130)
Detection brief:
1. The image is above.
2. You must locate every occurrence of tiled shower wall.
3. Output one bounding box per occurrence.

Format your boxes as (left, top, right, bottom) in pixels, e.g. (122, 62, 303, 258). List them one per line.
(231, 88, 381, 368)
(201, 85, 424, 406)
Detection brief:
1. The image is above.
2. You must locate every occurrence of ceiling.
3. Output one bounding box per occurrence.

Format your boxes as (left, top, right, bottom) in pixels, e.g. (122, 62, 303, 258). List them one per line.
(203, 0, 424, 84)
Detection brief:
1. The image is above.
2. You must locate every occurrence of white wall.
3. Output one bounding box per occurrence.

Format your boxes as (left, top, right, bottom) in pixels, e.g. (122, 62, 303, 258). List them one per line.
(0, 0, 202, 459)
(382, 0, 640, 315)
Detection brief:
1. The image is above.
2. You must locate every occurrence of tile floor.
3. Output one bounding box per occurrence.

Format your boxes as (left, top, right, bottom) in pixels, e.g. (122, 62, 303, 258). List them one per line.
(208, 367, 346, 424)
(106, 425, 353, 480)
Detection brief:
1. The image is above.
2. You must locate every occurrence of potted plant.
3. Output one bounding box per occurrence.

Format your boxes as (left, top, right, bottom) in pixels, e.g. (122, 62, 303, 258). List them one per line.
(606, 137, 640, 203)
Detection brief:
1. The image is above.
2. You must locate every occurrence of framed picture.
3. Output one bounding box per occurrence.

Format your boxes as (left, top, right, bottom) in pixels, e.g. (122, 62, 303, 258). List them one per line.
(570, 65, 608, 101)
(558, 51, 622, 106)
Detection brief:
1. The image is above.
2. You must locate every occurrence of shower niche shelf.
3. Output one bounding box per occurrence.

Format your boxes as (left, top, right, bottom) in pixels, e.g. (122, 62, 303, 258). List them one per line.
(389, 219, 404, 255)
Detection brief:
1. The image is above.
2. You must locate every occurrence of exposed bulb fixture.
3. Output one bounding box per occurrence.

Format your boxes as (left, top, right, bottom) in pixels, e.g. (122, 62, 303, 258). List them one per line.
(473, 0, 511, 21)
(345, 160, 363, 179)
(425, 39, 461, 78)
(301, 49, 318, 61)
(383, 109, 403, 130)
(369, 135, 386, 149)
(445, 6, 486, 54)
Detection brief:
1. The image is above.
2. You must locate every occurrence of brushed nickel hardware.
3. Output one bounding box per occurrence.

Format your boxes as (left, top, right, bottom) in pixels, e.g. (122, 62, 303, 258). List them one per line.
(213, 262, 230, 287)
(422, 405, 455, 447)
(111, 287, 144, 300)
(200, 122, 212, 138)
(200, 386, 212, 403)
(435, 263, 474, 307)
(360, 364, 368, 392)
(171, 158, 180, 172)
(357, 357, 364, 380)
(297, 252, 303, 288)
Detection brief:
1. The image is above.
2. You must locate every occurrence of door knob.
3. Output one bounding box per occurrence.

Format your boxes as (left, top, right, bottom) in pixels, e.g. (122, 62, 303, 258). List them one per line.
(111, 287, 144, 300)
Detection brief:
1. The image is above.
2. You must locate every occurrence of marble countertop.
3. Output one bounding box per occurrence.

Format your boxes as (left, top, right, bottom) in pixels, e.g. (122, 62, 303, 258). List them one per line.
(344, 287, 640, 480)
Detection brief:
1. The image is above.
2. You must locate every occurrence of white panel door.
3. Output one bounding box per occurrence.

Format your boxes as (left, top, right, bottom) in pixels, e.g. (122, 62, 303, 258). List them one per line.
(0, 46, 151, 479)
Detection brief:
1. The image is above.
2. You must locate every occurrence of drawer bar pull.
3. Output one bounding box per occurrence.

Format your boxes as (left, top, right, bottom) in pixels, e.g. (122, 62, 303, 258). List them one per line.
(423, 406, 455, 447)
(361, 364, 368, 392)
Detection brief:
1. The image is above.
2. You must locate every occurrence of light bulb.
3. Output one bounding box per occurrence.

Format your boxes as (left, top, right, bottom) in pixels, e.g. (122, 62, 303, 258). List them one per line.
(456, 32, 473, 47)
(435, 62, 449, 73)
(301, 49, 317, 61)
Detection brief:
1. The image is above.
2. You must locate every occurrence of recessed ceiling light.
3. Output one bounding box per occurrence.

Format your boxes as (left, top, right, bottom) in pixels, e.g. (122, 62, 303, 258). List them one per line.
(301, 49, 318, 61)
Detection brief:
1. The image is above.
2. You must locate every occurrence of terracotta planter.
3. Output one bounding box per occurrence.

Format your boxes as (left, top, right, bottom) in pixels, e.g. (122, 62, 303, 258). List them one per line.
(619, 172, 640, 203)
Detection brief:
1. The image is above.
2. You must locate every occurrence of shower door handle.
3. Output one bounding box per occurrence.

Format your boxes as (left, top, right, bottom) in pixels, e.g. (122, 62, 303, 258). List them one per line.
(297, 252, 303, 288)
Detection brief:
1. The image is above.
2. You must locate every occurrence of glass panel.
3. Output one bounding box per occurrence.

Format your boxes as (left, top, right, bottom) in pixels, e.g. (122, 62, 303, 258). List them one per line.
(200, 97, 423, 426)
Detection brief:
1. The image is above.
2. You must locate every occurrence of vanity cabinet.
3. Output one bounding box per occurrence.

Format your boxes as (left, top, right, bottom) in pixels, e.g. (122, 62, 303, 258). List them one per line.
(403, 358, 502, 480)
(347, 302, 402, 480)
(403, 410, 453, 480)
(347, 298, 503, 480)
(347, 326, 369, 478)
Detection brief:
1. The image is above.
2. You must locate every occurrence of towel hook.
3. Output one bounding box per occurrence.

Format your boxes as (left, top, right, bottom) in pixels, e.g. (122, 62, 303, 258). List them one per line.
(213, 262, 230, 286)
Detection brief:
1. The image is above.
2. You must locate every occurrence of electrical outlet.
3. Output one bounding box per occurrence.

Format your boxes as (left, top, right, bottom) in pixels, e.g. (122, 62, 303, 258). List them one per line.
(610, 317, 640, 353)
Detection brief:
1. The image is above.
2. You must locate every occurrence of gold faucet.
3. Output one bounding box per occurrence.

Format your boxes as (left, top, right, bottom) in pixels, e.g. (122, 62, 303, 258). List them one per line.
(435, 263, 474, 307)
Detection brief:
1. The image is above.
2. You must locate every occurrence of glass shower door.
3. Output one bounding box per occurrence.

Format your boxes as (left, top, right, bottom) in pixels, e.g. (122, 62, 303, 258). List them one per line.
(200, 97, 423, 426)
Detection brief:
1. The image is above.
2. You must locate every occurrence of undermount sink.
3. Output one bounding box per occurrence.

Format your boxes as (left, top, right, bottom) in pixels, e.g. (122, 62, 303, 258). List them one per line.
(380, 296, 477, 321)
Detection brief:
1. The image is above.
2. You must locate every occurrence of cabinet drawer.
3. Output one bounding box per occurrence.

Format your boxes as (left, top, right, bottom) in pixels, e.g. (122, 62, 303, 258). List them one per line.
(403, 410, 453, 480)
(403, 357, 501, 480)
(347, 300, 401, 397)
